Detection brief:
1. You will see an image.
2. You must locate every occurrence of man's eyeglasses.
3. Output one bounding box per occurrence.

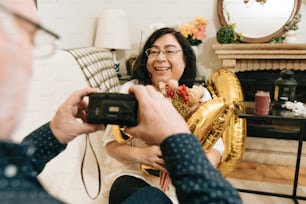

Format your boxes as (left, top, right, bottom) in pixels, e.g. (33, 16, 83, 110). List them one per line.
(145, 47, 182, 58)
(0, 3, 60, 57)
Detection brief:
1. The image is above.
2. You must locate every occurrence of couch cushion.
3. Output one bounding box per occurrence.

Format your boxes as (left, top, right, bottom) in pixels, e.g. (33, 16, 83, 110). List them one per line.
(67, 47, 121, 92)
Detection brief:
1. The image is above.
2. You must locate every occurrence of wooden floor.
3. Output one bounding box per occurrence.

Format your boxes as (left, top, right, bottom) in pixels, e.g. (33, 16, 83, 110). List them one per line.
(226, 161, 306, 203)
(228, 161, 306, 186)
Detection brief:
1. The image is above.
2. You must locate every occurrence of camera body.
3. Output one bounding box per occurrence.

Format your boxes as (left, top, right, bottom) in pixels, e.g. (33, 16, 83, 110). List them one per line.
(87, 93, 138, 126)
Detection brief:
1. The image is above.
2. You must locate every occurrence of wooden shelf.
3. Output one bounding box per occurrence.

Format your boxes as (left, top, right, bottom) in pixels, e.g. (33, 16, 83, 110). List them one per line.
(212, 43, 306, 72)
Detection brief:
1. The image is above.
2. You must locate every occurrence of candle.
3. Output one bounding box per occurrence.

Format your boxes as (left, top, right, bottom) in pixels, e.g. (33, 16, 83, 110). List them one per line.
(254, 91, 270, 116)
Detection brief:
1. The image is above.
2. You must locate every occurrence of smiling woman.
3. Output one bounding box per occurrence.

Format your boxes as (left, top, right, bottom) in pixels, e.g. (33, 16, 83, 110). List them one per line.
(217, 0, 302, 43)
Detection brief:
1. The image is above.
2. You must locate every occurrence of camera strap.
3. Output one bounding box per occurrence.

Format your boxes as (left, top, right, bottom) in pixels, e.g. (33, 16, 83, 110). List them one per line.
(80, 134, 101, 199)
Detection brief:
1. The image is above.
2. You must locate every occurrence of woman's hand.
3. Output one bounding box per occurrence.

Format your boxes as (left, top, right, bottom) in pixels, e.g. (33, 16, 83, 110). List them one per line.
(137, 145, 167, 173)
(106, 141, 167, 173)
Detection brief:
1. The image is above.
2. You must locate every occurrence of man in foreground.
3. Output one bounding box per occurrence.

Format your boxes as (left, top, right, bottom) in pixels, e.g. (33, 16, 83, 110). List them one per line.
(0, 0, 241, 203)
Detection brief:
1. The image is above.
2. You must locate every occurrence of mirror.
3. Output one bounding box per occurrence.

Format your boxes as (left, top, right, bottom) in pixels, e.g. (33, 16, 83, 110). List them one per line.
(217, 0, 302, 43)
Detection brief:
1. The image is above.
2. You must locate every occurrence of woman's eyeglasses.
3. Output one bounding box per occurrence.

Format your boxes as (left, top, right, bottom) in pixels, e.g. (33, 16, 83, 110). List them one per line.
(145, 47, 182, 58)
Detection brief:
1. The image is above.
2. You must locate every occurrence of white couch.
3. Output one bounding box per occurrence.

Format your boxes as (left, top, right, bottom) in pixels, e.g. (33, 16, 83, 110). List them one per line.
(12, 48, 120, 204)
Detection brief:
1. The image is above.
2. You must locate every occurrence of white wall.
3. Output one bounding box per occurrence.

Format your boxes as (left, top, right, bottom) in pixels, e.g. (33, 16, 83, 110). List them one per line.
(37, 0, 306, 77)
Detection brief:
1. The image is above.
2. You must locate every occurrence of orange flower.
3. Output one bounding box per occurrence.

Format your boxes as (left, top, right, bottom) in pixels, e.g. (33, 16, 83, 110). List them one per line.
(194, 16, 208, 25)
(178, 16, 208, 46)
(179, 23, 195, 39)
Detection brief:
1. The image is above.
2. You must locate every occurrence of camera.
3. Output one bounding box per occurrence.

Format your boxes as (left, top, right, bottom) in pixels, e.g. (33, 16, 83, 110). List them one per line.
(87, 93, 138, 126)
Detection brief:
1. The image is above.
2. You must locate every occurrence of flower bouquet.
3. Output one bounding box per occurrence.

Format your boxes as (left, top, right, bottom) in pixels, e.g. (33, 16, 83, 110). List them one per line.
(178, 16, 208, 46)
(159, 79, 205, 119)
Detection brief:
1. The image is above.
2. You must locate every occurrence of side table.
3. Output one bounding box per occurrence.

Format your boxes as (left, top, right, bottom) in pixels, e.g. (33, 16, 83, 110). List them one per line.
(235, 102, 306, 204)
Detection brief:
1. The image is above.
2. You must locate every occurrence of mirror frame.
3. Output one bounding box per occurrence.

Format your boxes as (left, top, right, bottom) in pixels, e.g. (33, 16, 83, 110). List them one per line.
(217, 0, 302, 43)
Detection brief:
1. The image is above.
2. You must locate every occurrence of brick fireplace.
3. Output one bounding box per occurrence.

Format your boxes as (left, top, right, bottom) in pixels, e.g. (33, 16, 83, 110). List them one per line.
(236, 70, 306, 103)
(212, 43, 306, 140)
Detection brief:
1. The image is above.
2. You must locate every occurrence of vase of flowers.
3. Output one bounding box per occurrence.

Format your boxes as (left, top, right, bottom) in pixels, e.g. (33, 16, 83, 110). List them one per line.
(191, 45, 198, 58)
(285, 30, 297, 43)
(179, 17, 208, 79)
(178, 16, 208, 46)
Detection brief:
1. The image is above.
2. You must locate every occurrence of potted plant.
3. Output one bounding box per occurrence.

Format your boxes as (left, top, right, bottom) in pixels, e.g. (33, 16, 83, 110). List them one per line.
(216, 23, 242, 44)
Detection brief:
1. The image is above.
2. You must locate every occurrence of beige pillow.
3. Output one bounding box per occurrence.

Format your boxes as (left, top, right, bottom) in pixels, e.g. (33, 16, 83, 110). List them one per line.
(67, 47, 121, 92)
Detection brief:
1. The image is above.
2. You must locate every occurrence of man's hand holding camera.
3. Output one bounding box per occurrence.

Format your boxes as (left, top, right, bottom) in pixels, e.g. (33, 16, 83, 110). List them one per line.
(87, 92, 138, 126)
(84, 85, 190, 145)
(50, 87, 104, 144)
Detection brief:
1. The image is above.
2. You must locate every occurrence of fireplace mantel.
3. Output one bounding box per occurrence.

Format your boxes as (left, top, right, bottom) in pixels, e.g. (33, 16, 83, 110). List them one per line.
(212, 43, 306, 72)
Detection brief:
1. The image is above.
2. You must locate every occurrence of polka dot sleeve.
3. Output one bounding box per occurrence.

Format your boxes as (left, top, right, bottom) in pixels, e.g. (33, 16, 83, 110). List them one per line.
(22, 122, 67, 173)
(160, 134, 242, 204)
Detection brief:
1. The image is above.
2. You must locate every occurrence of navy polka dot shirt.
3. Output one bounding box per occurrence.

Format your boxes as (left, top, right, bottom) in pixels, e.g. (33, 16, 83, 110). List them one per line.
(160, 134, 242, 204)
(0, 122, 66, 204)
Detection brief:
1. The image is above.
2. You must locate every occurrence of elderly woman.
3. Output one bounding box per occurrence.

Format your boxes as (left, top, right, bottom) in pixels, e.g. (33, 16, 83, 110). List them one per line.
(101, 27, 224, 204)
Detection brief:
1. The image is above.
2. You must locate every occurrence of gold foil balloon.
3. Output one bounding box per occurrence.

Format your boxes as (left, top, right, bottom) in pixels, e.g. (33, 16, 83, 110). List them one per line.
(202, 104, 234, 151)
(187, 97, 232, 150)
(218, 103, 246, 176)
(207, 68, 244, 104)
(143, 96, 236, 177)
(141, 164, 160, 177)
(206, 68, 246, 177)
(112, 125, 133, 144)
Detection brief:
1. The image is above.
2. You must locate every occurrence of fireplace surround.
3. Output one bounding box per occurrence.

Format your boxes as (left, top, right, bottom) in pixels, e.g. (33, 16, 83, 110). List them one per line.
(212, 43, 306, 101)
(212, 43, 306, 140)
